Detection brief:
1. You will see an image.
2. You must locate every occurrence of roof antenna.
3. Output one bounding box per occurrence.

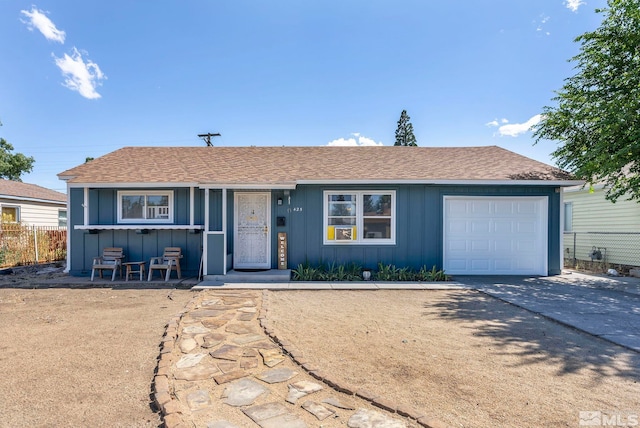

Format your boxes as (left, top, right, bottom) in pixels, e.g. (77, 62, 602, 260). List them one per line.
(198, 132, 221, 146)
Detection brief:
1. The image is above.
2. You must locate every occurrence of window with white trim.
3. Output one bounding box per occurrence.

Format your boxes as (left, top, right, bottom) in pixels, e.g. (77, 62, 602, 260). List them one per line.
(563, 202, 573, 232)
(117, 191, 174, 223)
(324, 191, 395, 244)
(1, 205, 20, 223)
(58, 209, 67, 227)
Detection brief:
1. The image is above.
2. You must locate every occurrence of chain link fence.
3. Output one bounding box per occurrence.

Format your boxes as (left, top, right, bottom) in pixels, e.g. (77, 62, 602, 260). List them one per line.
(563, 232, 640, 273)
(0, 224, 67, 268)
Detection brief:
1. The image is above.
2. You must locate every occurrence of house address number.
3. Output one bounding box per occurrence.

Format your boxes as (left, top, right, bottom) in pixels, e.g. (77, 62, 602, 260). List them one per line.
(292, 207, 303, 212)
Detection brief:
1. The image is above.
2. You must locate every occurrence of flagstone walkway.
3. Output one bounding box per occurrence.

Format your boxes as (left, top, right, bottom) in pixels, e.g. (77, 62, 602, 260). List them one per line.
(153, 289, 444, 428)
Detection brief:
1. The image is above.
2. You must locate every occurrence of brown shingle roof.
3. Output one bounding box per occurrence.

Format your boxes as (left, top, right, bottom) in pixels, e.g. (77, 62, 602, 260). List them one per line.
(58, 146, 574, 185)
(0, 179, 66, 203)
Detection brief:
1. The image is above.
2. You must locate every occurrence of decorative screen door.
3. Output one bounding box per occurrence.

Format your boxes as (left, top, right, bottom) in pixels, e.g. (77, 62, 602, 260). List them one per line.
(234, 192, 271, 269)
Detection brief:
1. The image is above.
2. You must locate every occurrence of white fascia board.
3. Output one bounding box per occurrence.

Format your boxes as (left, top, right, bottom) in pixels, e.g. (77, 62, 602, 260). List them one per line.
(296, 179, 583, 187)
(199, 183, 297, 190)
(64, 179, 583, 189)
(66, 182, 200, 189)
(0, 195, 66, 205)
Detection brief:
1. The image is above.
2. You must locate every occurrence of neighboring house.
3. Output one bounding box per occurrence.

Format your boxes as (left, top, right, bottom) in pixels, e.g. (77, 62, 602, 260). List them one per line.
(0, 179, 67, 227)
(563, 185, 640, 267)
(58, 146, 578, 278)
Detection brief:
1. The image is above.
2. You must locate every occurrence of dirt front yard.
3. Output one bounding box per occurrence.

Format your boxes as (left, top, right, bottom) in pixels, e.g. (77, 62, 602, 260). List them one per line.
(0, 272, 638, 428)
(266, 289, 640, 428)
(0, 284, 193, 428)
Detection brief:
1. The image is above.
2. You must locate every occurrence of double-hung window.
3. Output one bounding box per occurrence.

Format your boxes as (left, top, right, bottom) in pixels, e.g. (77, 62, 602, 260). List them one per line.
(117, 191, 173, 223)
(1, 205, 20, 223)
(324, 191, 395, 244)
(58, 209, 67, 227)
(563, 202, 573, 232)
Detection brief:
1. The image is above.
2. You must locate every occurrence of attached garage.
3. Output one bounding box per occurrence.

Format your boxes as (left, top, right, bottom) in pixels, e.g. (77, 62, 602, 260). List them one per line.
(443, 196, 548, 275)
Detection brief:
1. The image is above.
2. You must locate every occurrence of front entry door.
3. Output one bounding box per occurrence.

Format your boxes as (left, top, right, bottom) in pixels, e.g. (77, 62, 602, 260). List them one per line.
(234, 192, 271, 269)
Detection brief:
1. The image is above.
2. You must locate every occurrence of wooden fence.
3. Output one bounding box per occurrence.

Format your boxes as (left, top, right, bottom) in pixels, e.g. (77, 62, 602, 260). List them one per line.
(0, 224, 66, 268)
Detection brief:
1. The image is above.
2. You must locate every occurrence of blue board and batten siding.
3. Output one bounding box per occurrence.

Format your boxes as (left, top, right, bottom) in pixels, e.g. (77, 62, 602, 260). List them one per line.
(68, 187, 205, 276)
(68, 184, 562, 277)
(279, 185, 561, 274)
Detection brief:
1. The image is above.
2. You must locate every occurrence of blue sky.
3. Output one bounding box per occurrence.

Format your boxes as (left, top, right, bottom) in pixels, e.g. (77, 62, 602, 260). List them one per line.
(0, 0, 606, 192)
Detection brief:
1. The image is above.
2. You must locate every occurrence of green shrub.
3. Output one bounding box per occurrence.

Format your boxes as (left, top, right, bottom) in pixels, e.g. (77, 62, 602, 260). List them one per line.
(291, 262, 320, 281)
(291, 261, 449, 281)
(418, 264, 449, 281)
(374, 262, 399, 281)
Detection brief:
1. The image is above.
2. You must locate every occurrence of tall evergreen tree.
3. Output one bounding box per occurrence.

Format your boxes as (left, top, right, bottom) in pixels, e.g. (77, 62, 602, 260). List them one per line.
(394, 110, 417, 146)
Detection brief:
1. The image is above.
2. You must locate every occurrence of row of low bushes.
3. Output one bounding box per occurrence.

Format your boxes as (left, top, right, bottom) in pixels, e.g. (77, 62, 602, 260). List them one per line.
(291, 261, 449, 282)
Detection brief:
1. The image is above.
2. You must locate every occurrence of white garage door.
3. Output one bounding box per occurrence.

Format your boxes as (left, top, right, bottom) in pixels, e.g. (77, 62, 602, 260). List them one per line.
(443, 196, 548, 275)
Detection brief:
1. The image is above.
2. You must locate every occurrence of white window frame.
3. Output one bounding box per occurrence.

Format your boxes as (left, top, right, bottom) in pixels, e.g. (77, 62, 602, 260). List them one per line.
(1, 205, 20, 223)
(323, 190, 396, 245)
(117, 190, 174, 224)
(563, 202, 573, 232)
(58, 209, 67, 227)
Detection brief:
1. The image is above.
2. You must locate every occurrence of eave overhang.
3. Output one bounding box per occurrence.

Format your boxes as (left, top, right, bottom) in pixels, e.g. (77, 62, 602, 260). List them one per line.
(61, 179, 583, 189)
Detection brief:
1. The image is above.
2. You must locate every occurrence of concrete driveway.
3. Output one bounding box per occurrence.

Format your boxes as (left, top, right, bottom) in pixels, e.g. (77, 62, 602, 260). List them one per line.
(459, 271, 640, 352)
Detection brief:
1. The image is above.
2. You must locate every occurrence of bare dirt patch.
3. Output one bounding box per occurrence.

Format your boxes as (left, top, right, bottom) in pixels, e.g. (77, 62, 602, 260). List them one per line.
(0, 273, 193, 428)
(2, 268, 638, 428)
(266, 289, 640, 428)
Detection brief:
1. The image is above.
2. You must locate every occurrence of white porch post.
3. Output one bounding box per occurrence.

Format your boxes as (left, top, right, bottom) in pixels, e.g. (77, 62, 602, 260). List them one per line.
(203, 188, 209, 276)
(83, 187, 89, 226)
(222, 188, 228, 275)
(189, 186, 195, 226)
(559, 188, 564, 271)
(64, 183, 72, 273)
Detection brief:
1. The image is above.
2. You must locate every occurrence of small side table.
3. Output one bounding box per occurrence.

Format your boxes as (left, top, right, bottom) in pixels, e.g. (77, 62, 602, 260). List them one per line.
(123, 261, 146, 281)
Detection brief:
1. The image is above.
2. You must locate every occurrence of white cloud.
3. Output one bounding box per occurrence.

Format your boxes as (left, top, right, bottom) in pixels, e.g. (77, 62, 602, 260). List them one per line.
(327, 133, 384, 146)
(20, 7, 65, 43)
(565, 0, 585, 12)
(357, 136, 383, 146)
(486, 118, 509, 127)
(497, 114, 542, 137)
(53, 48, 106, 99)
(535, 15, 551, 36)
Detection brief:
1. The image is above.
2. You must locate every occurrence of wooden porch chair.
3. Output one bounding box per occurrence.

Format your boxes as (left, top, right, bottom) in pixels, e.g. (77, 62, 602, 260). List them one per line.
(148, 247, 182, 281)
(91, 247, 124, 281)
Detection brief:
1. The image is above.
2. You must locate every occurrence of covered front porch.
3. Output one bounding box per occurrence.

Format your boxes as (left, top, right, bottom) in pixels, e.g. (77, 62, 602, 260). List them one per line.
(202, 186, 294, 277)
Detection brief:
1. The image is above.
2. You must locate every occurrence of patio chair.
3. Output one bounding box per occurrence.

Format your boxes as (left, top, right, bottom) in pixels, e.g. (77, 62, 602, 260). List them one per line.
(148, 247, 182, 281)
(91, 247, 124, 281)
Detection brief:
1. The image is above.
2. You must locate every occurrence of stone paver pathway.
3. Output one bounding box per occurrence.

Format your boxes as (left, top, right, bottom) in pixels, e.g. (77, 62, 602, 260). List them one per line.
(154, 290, 444, 428)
